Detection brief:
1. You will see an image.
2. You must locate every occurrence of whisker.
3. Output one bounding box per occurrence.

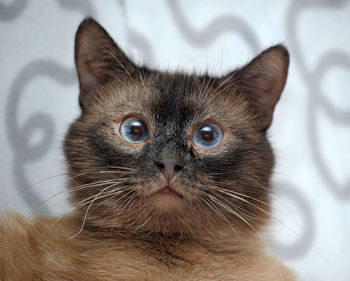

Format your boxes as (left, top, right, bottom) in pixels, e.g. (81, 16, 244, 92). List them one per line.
(206, 193, 257, 232)
(0, 172, 84, 212)
(73, 186, 131, 211)
(220, 188, 270, 206)
(213, 188, 270, 217)
(212, 191, 268, 222)
(97, 187, 133, 221)
(204, 191, 284, 278)
(199, 196, 240, 240)
(69, 183, 121, 239)
(134, 214, 153, 231)
(109, 190, 136, 231)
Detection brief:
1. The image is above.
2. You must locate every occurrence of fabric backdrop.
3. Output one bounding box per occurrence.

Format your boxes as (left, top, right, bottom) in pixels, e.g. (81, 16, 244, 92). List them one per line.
(1, 1, 349, 280)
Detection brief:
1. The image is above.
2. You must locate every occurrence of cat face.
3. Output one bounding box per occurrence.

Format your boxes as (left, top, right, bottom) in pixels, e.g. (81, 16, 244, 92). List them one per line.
(64, 18, 289, 236)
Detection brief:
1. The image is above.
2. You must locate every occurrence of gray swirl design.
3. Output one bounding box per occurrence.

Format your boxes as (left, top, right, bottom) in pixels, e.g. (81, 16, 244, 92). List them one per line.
(269, 182, 315, 259)
(0, 0, 27, 21)
(315, 51, 350, 123)
(287, 0, 350, 200)
(2, 0, 97, 215)
(5, 60, 76, 215)
(57, 0, 95, 16)
(0, 0, 96, 21)
(311, 51, 350, 198)
(118, 0, 154, 65)
(166, 0, 260, 52)
(127, 28, 154, 66)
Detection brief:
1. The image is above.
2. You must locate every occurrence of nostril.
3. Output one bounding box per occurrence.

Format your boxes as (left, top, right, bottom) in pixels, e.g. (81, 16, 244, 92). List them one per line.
(174, 165, 183, 172)
(155, 161, 165, 170)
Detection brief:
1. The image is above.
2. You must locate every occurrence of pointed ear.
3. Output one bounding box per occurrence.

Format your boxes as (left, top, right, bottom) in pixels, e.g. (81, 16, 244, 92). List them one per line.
(222, 45, 289, 130)
(75, 18, 137, 109)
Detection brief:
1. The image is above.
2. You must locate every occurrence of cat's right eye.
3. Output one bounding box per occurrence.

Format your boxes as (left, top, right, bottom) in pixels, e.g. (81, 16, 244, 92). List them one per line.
(119, 117, 149, 143)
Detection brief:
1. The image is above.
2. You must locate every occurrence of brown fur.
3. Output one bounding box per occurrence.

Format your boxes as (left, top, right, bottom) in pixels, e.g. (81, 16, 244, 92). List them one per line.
(1, 214, 294, 280)
(0, 18, 295, 280)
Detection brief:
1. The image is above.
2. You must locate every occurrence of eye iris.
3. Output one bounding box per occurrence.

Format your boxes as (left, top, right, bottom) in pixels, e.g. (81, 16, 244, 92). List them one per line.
(119, 117, 148, 143)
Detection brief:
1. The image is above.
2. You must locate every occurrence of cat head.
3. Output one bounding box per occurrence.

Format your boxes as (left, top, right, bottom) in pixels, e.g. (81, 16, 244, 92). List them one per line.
(65, 18, 289, 237)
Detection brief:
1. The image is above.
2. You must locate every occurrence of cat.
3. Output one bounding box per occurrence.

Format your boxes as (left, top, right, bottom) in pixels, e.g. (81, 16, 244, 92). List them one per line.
(0, 18, 295, 280)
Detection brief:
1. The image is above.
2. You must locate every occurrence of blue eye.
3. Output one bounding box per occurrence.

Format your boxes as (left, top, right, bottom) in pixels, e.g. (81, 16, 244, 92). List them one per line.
(193, 123, 223, 148)
(119, 117, 149, 143)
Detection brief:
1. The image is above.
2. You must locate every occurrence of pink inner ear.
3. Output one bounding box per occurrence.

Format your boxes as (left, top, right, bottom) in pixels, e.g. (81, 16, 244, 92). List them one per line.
(80, 60, 114, 89)
(250, 74, 280, 106)
(89, 62, 112, 81)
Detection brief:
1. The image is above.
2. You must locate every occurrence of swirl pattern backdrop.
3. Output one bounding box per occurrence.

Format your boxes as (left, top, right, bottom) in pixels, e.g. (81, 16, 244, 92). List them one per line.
(0, 1, 349, 280)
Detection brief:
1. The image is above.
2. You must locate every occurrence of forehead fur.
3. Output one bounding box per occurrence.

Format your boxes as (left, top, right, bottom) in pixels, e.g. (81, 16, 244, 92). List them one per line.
(85, 71, 254, 133)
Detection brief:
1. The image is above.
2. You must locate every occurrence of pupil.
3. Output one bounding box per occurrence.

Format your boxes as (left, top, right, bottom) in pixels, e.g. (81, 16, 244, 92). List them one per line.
(200, 127, 214, 142)
(130, 122, 144, 139)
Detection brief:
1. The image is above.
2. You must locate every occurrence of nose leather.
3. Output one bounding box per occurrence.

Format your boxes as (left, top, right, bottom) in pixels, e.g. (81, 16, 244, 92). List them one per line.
(155, 159, 182, 183)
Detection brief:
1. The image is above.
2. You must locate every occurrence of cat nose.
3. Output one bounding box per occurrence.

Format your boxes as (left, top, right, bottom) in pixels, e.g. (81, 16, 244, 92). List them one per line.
(154, 159, 183, 183)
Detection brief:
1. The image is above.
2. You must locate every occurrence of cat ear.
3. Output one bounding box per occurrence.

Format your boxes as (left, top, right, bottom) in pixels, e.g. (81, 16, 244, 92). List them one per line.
(222, 45, 289, 130)
(75, 18, 137, 109)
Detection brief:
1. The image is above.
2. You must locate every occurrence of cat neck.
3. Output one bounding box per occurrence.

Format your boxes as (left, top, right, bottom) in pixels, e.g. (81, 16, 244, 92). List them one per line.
(74, 214, 265, 254)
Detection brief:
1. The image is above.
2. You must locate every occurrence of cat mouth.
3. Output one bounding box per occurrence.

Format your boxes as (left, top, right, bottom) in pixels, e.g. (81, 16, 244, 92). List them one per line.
(149, 185, 184, 211)
(154, 185, 184, 200)
(157, 186, 178, 195)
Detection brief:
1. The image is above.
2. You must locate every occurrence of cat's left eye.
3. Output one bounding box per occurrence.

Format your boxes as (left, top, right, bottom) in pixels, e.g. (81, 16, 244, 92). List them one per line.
(192, 123, 223, 149)
(119, 117, 149, 143)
